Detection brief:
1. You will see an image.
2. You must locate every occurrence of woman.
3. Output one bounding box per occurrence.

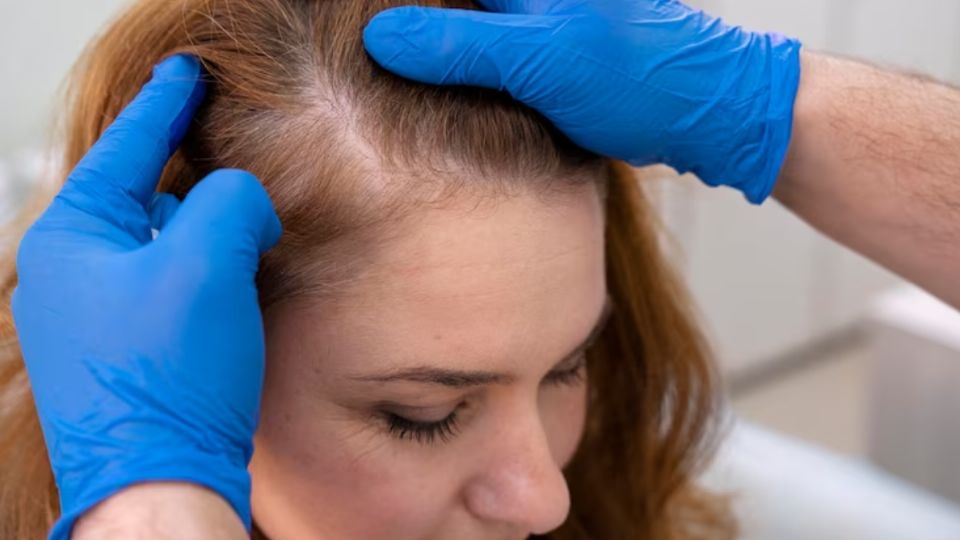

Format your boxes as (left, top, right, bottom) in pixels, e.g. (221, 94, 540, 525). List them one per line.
(0, 0, 733, 538)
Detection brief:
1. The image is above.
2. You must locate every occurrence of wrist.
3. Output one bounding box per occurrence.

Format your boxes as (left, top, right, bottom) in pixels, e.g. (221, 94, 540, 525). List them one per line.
(73, 483, 246, 540)
(774, 51, 834, 201)
(51, 444, 253, 540)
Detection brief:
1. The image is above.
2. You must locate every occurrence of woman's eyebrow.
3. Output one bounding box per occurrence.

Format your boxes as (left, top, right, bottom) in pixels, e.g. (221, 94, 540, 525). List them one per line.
(352, 367, 511, 388)
(349, 295, 613, 389)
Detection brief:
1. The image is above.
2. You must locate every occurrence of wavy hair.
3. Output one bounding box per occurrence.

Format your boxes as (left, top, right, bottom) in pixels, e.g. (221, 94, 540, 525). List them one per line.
(0, 1, 733, 538)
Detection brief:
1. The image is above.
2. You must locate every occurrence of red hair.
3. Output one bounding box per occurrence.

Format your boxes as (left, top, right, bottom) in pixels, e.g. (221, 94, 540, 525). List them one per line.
(0, 1, 733, 538)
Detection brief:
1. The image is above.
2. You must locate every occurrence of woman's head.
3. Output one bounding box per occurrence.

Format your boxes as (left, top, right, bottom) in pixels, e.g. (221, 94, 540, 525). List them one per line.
(0, 0, 733, 539)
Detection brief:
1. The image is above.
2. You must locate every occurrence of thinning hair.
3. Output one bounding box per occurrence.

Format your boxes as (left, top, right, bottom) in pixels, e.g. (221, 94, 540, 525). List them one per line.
(0, 1, 734, 538)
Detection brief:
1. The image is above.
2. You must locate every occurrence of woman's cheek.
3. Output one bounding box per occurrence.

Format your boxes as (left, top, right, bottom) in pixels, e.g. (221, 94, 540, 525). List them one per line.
(542, 382, 590, 468)
(251, 398, 444, 539)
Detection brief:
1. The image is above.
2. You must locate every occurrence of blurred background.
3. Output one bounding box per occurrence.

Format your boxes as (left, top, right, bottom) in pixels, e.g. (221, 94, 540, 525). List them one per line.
(2, 1, 960, 538)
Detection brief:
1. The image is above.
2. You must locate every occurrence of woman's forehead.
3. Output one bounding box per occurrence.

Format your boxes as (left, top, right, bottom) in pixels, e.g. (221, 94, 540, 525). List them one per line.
(267, 186, 607, 376)
(338, 185, 605, 302)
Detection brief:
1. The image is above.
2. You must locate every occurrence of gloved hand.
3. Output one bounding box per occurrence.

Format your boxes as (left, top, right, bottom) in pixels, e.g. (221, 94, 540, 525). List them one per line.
(11, 54, 282, 539)
(363, 0, 802, 204)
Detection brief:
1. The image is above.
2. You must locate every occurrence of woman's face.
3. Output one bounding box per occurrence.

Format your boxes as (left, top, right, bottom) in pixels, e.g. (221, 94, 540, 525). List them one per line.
(251, 183, 608, 540)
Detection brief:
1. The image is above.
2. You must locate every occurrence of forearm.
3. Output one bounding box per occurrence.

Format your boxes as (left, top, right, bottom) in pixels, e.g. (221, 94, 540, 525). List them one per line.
(73, 483, 247, 540)
(776, 51, 960, 307)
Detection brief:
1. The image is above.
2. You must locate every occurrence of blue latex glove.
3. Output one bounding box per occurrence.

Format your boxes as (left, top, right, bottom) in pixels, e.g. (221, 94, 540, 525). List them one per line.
(11, 54, 282, 539)
(363, 0, 802, 203)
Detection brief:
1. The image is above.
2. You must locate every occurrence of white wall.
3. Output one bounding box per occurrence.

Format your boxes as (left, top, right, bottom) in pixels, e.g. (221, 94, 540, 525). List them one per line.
(0, 0, 132, 158)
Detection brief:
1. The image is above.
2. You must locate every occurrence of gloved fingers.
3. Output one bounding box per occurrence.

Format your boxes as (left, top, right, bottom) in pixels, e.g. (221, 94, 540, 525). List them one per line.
(474, 0, 575, 15)
(474, 0, 538, 13)
(147, 192, 181, 232)
(157, 169, 282, 266)
(364, 7, 561, 95)
(66, 54, 206, 211)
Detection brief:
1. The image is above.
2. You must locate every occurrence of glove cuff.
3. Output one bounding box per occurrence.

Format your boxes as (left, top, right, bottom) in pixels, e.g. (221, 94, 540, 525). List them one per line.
(743, 34, 803, 204)
(48, 448, 252, 540)
(641, 33, 803, 205)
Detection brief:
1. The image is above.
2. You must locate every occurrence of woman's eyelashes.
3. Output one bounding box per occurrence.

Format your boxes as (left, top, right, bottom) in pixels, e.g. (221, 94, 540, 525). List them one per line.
(380, 354, 589, 446)
(384, 410, 461, 444)
(543, 352, 588, 387)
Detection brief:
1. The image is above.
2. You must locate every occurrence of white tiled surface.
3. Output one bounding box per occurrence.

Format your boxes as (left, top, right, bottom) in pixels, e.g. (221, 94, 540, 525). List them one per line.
(731, 288, 960, 513)
(732, 341, 870, 457)
(867, 287, 960, 505)
(704, 419, 960, 540)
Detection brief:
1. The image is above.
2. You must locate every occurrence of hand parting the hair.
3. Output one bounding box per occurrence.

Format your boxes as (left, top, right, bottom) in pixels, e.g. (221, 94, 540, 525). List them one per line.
(363, 0, 802, 204)
(11, 55, 282, 539)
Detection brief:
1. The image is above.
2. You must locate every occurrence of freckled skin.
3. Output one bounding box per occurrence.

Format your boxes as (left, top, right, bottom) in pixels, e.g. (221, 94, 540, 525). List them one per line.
(249, 184, 607, 540)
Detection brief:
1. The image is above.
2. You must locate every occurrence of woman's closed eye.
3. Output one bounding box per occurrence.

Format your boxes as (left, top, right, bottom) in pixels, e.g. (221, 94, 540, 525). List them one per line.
(384, 409, 461, 444)
(543, 351, 588, 387)
(380, 355, 589, 446)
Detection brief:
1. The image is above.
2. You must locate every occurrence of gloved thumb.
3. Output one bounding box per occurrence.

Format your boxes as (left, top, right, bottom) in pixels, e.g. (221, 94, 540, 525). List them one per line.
(363, 6, 556, 95)
(156, 169, 282, 270)
(147, 192, 182, 232)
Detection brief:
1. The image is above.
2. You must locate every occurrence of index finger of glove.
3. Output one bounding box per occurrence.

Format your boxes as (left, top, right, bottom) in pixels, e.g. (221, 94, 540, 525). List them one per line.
(66, 54, 206, 210)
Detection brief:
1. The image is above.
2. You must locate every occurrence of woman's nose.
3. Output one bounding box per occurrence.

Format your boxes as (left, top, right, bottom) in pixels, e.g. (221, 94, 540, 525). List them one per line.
(462, 421, 571, 534)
